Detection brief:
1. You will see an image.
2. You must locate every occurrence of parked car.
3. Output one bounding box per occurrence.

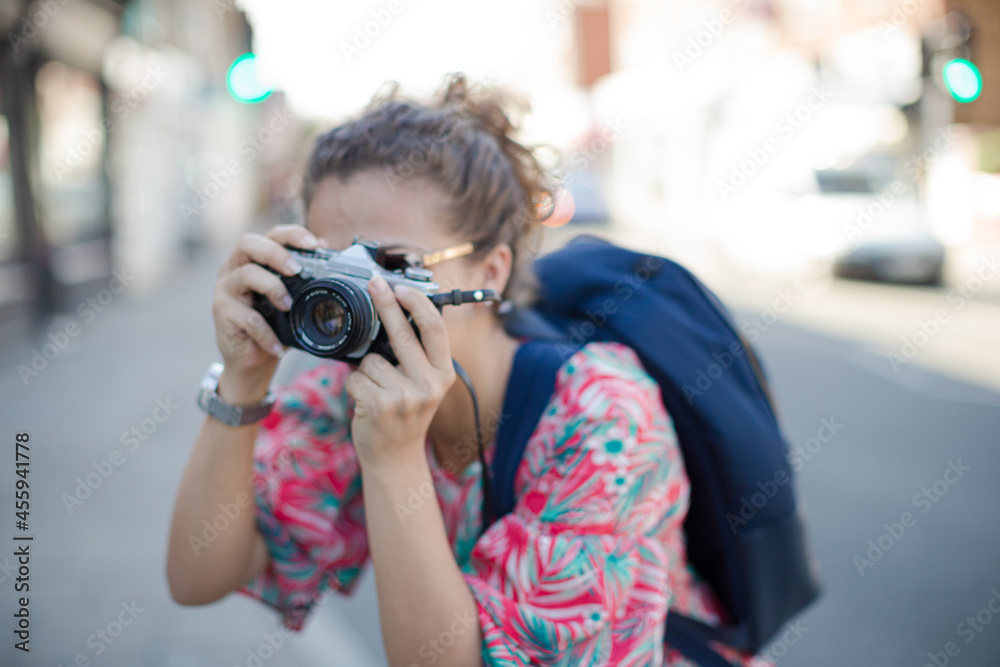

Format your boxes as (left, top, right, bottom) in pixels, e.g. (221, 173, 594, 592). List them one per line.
(834, 232, 945, 285)
(808, 157, 945, 285)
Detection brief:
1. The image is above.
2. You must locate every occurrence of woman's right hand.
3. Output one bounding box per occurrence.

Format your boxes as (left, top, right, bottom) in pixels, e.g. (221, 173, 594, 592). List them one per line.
(211, 224, 321, 402)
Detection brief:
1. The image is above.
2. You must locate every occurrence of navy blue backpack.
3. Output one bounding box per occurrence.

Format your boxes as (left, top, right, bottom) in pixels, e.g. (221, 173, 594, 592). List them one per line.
(488, 234, 821, 665)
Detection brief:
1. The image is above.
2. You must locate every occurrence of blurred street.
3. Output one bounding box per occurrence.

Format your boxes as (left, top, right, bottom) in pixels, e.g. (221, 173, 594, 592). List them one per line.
(0, 245, 386, 667)
(0, 0, 999, 664)
(0, 229, 998, 666)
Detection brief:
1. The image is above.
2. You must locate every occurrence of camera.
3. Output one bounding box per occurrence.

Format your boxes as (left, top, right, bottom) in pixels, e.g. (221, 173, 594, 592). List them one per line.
(251, 239, 498, 365)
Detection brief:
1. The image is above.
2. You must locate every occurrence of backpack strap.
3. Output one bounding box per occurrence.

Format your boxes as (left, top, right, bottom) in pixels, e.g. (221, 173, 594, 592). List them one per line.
(487, 339, 570, 526)
(664, 614, 741, 666)
(487, 336, 748, 665)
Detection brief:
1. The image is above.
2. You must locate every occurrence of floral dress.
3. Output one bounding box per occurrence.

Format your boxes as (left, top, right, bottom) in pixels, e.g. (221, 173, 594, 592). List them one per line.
(237, 341, 773, 667)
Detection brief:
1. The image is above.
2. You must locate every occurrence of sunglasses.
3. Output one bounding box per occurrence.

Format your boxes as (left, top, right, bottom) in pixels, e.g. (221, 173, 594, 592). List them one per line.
(353, 236, 477, 272)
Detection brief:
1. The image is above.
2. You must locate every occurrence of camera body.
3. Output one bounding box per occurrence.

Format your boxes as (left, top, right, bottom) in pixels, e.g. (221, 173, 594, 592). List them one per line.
(251, 242, 439, 365)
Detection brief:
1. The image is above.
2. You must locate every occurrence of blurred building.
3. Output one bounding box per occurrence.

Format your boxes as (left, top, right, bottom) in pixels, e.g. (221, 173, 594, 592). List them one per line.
(551, 0, 1000, 282)
(0, 0, 124, 340)
(0, 0, 296, 346)
(2, 0, 998, 351)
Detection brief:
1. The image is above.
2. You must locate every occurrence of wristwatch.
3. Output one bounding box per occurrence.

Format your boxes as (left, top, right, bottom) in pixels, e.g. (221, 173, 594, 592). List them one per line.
(196, 362, 276, 427)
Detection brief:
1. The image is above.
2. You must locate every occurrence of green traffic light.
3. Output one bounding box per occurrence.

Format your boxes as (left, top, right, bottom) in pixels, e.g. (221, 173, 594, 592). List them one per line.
(226, 53, 272, 104)
(942, 58, 982, 103)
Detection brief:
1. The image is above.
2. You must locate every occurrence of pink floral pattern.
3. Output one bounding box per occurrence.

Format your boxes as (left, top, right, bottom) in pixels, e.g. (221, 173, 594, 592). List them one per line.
(237, 341, 773, 666)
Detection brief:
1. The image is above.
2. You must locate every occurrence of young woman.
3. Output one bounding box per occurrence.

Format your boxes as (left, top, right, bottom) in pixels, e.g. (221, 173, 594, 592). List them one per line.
(166, 73, 770, 667)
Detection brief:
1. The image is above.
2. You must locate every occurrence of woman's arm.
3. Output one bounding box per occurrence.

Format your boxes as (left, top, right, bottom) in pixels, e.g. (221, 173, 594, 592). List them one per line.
(166, 368, 272, 604)
(362, 454, 481, 667)
(166, 224, 319, 605)
(344, 275, 481, 667)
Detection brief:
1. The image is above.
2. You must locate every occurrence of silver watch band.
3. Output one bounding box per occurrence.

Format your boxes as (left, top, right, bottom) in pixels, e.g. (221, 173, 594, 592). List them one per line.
(197, 362, 276, 427)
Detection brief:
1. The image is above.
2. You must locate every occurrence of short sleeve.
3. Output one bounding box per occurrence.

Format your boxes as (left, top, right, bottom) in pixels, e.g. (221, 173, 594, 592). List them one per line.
(236, 360, 369, 632)
(461, 342, 689, 666)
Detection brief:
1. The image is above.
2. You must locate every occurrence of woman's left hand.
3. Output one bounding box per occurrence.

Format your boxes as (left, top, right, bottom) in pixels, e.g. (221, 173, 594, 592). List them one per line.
(345, 274, 457, 469)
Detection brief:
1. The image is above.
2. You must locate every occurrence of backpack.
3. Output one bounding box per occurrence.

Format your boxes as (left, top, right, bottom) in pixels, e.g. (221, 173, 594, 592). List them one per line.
(488, 234, 822, 665)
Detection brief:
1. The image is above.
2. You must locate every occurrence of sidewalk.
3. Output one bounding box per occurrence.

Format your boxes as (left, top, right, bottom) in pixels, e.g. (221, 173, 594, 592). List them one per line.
(0, 245, 383, 666)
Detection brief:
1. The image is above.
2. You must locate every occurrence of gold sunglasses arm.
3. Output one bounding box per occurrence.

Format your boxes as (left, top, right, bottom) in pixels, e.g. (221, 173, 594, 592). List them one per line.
(419, 241, 476, 267)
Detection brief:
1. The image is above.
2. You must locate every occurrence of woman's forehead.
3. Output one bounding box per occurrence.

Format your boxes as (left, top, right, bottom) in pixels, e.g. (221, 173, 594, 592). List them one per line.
(305, 171, 454, 249)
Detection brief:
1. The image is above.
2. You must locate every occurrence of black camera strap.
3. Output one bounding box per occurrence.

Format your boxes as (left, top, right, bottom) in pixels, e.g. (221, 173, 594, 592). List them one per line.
(451, 358, 493, 534)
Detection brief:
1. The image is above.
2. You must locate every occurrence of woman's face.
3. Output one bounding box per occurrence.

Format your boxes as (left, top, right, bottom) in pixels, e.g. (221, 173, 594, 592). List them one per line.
(305, 170, 511, 364)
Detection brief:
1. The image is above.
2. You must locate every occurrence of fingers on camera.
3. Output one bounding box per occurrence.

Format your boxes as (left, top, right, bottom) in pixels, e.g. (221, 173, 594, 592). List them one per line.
(266, 224, 320, 251)
(230, 233, 302, 277)
(391, 284, 450, 370)
(222, 302, 284, 357)
(243, 308, 285, 357)
(230, 264, 292, 312)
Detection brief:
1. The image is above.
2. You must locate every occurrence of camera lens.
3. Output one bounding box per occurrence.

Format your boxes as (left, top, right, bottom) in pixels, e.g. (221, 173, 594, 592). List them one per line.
(312, 299, 346, 338)
(290, 279, 374, 357)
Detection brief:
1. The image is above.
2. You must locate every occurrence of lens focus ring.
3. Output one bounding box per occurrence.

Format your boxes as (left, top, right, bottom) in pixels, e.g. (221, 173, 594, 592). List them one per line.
(290, 279, 374, 357)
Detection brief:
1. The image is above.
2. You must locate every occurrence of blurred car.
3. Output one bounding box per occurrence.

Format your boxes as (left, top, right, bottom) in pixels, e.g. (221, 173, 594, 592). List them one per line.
(809, 157, 945, 285)
(833, 229, 945, 285)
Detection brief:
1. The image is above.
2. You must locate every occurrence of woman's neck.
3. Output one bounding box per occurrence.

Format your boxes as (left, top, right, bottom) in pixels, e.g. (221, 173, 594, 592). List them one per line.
(428, 321, 520, 477)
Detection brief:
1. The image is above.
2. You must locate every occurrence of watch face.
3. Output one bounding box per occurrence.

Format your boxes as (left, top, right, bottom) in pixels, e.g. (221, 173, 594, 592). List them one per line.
(197, 388, 213, 409)
(201, 362, 224, 391)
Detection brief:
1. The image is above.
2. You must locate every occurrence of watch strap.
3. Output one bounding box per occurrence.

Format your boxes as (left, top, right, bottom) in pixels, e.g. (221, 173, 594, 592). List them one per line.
(197, 362, 276, 427)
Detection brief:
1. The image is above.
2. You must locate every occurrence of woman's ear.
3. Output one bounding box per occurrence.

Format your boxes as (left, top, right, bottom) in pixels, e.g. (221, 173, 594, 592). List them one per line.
(480, 242, 513, 295)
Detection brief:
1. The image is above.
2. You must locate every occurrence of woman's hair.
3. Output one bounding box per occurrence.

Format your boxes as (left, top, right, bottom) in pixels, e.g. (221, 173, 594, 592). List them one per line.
(302, 73, 556, 310)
